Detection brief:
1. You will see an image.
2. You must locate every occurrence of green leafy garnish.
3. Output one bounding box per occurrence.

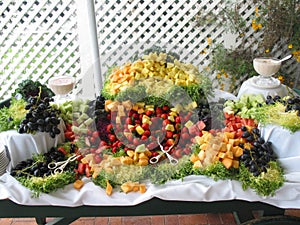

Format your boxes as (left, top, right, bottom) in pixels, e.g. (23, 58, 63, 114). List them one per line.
(237, 161, 284, 196)
(254, 102, 300, 133)
(193, 161, 238, 181)
(0, 98, 27, 132)
(12, 79, 54, 101)
(17, 171, 76, 197)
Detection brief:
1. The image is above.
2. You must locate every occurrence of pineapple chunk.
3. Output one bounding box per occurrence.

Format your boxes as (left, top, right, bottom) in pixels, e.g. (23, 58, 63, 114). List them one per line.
(168, 115, 175, 122)
(135, 125, 145, 135)
(165, 124, 175, 132)
(142, 115, 151, 124)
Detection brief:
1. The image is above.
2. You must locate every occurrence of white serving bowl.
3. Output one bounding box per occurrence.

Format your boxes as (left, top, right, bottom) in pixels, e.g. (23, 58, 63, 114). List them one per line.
(253, 57, 281, 77)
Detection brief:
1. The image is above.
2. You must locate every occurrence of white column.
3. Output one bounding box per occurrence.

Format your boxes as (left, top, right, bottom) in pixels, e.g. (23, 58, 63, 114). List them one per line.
(76, 0, 102, 98)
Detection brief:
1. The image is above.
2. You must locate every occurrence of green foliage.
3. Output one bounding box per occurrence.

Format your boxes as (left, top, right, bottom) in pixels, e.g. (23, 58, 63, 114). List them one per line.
(115, 85, 147, 102)
(12, 79, 54, 101)
(17, 171, 76, 197)
(101, 79, 116, 101)
(237, 161, 284, 196)
(192, 161, 238, 181)
(253, 102, 300, 133)
(0, 98, 27, 132)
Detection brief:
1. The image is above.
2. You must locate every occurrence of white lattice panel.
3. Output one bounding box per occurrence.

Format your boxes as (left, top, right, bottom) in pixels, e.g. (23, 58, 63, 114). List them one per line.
(1, 0, 299, 101)
(95, 0, 224, 74)
(0, 0, 80, 101)
(94, 0, 299, 91)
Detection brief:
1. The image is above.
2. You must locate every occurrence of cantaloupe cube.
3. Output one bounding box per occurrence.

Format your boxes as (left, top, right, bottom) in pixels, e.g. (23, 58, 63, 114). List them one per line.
(225, 132, 235, 139)
(190, 153, 200, 163)
(220, 142, 227, 152)
(226, 151, 234, 159)
(218, 152, 226, 159)
(139, 184, 147, 193)
(233, 146, 243, 158)
(226, 143, 233, 152)
(222, 157, 233, 169)
(232, 160, 240, 169)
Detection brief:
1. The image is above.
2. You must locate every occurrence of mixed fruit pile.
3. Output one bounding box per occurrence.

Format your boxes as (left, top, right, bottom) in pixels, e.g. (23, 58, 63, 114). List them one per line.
(3, 51, 299, 197)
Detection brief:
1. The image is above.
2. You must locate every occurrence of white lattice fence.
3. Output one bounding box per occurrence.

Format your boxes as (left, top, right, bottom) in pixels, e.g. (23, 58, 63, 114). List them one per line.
(0, 0, 80, 101)
(1, 0, 299, 101)
(94, 0, 299, 91)
(95, 0, 226, 75)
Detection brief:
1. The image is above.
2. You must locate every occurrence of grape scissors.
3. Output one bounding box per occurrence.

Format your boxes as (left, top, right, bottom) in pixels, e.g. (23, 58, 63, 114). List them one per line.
(149, 137, 178, 165)
(48, 154, 79, 173)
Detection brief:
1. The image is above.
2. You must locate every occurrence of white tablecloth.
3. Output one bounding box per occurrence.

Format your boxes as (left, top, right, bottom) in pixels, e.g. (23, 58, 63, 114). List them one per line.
(0, 124, 300, 208)
(0, 121, 65, 169)
(0, 91, 299, 209)
(238, 76, 291, 98)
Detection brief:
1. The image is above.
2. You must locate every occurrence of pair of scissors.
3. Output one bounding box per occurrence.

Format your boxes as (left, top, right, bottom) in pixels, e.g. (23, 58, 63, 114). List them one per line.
(149, 137, 178, 165)
(48, 154, 80, 173)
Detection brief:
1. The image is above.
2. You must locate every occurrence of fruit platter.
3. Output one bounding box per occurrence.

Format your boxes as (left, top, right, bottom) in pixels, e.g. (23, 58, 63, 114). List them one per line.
(0, 50, 300, 208)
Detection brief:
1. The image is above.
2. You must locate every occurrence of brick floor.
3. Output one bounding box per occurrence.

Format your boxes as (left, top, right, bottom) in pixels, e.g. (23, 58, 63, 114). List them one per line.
(0, 210, 299, 225)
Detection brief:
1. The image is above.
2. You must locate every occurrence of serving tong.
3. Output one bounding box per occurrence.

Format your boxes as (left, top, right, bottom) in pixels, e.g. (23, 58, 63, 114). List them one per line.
(48, 154, 80, 173)
(149, 137, 178, 165)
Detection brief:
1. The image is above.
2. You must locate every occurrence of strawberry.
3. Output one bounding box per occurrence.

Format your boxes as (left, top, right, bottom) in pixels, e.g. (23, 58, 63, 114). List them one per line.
(64, 131, 75, 141)
(175, 149, 182, 158)
(143, 130, 151, 137)
(165, 138, 175, 146)
(57, 147, 67, 155)
(125, 117, 132, 125)
(181, 132, 190, 140)
(85, 166, 91, 177)
(108, 134, 116, 143)
(166, 131, 173, 139)
(141, 123, 149, 130)
(92, 131, 99, 138)
(156, 107, 163, 116)
(162, 105, 169, 111)
(161, 113, 168, 120)
(145, 110, 153, 116)
(77, 163, 86, 175)
(141, 135, 148, 140)
(94, 154, 102, 164)
(133, 138, 140, 146)
(106, 124, 114, 134)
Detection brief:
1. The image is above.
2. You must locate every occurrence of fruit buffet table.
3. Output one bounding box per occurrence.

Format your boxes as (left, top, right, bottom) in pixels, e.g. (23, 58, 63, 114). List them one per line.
(1, 53, 300, 225)
(1, 93, 300, 225)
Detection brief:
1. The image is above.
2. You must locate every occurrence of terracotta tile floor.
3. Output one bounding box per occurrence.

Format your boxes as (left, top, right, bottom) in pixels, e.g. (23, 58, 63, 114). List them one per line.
(0, 210, 299, 225)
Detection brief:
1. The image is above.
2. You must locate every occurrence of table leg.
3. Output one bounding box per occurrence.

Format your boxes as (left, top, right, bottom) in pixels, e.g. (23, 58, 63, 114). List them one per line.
(35, 217, 46, 225)
(35, 217, 78, 225)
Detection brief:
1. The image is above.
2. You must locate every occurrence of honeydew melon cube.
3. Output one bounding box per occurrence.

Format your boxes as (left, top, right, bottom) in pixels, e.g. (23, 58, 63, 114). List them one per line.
(184, 120, 194, 128)
(84, 118, 94, 126)
(135, 144, 147, 153)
